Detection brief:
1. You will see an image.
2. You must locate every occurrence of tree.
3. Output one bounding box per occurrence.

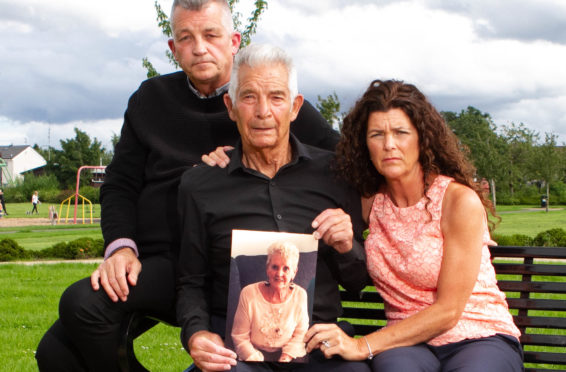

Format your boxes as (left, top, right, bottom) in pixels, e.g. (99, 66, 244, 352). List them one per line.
(47, 129, 112, 188)
(500, 123, 538, 198)
(444, 107, 507, 206)
(530, 133, 563, 212)
(143, 0, 268, 78)
(316, 92, 343, 130)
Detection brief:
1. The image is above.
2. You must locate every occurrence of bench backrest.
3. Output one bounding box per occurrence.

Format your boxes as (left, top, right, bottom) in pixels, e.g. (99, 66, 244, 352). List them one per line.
(340, 245, 566, 372)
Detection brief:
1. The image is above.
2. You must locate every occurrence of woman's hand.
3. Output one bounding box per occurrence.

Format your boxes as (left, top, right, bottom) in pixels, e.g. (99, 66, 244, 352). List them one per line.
(304, 323, 367, 361)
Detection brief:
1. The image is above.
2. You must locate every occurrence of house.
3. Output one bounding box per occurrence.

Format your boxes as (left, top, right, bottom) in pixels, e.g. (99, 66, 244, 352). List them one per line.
(0, 145, 47, 186)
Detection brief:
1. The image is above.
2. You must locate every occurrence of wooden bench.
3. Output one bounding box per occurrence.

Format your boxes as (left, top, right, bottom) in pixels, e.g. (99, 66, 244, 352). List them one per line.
(120, 245, 566, 371)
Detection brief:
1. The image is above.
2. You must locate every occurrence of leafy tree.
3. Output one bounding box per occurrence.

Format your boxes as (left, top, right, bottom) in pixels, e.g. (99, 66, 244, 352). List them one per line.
(500, 123, 538, 198)
(444, 107, 507, 206)
(530, 133, 564, 212)
(47, 128, 112, 188)
(316, 92, 343, 130)
(143, 0, 268, 78)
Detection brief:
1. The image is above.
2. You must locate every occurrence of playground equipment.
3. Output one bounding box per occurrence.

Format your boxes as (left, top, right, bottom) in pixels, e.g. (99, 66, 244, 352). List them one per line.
(58, 165, 106, 224)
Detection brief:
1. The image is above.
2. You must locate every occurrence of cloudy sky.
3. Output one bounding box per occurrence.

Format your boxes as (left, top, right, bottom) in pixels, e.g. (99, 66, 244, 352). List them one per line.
(1, 0, 566, 150)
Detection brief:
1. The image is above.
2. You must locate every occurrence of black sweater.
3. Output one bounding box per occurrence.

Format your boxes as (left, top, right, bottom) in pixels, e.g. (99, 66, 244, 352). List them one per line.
(100, 71, 339, 258)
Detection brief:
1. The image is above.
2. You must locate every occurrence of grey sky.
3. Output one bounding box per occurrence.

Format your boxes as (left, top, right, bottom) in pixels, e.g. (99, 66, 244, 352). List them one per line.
(1, 0, 565, 149)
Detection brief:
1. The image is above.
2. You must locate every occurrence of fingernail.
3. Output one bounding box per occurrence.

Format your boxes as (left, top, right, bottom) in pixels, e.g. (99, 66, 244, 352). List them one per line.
(313, 232, 320, 239)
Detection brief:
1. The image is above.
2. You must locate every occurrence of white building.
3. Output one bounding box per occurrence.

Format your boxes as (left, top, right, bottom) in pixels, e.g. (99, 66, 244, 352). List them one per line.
(0, 145, 47, 186)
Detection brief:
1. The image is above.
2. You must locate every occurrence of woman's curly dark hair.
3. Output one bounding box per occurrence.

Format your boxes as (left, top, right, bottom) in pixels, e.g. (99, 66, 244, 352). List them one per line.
(335, 79, 495, 217)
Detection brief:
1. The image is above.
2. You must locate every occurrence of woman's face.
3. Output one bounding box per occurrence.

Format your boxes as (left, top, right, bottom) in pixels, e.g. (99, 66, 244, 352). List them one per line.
(266, 253, 296, 290)
(366, 108, 421, 182)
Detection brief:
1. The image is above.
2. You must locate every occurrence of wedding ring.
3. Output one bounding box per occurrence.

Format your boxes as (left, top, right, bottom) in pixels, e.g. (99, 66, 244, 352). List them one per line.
(322, 340, 331, 348)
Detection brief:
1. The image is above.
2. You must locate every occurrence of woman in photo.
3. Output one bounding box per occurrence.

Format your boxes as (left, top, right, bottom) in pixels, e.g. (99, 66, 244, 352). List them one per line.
(231, 241, 309, 363)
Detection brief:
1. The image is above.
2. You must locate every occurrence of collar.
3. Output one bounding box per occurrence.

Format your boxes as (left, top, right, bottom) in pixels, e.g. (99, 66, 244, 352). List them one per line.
(187, 77, 229, 99)
(227, 134, 313, 175)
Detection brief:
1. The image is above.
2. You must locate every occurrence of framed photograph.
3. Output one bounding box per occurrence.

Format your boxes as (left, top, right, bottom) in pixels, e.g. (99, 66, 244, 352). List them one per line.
(225, 229, 318, 364)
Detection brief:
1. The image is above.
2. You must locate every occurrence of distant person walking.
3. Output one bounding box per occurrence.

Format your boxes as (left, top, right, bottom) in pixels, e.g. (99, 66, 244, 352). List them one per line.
(0, 189, 7, 215)
(31, 191, 40, 215)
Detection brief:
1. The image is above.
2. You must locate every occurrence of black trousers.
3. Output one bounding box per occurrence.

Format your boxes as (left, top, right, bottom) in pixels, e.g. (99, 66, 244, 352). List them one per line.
(36, 253, 177, 372)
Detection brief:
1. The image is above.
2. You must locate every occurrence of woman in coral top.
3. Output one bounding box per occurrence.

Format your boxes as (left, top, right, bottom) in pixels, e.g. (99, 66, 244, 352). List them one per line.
(305, 80, 522, 371)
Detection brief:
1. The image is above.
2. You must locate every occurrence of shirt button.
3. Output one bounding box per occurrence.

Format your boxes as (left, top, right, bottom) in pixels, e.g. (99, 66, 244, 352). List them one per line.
(276, 214, 282, 220)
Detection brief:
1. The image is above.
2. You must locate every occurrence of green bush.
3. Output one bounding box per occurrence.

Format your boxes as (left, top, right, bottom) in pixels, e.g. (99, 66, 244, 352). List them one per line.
(0, 238, 30, 261)
(36, 238, 104, 260)
(492, 234, 533, 246)
(7, 174, 61, 203)
(79, 186, 101, 204)
(532, 228, 566, 247)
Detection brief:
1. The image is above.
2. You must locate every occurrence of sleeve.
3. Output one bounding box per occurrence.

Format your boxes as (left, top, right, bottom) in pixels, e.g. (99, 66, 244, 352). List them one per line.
(290, 100, 340, 151)
(333, 185, 372, 294)
(282, 287, 309, 359)
(176, 171, 213, 352)
(99, 90, 147, 252)
(231, 285, 264, 361)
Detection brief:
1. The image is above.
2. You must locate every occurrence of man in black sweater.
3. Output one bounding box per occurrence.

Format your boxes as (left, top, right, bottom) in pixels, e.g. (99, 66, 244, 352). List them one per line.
(35, 1, 338, 371)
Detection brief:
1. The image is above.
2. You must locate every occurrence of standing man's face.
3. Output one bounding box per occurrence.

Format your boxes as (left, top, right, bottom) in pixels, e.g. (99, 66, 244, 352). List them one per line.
(168, 2, 241, 94)
(224, 63, 304, 152)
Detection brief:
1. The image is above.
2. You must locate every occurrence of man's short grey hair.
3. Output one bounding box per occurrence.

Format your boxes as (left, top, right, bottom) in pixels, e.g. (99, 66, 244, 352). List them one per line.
(228, 43, 298, 104)
(170, 0, 233, 34)
(266, 241, 300, 274)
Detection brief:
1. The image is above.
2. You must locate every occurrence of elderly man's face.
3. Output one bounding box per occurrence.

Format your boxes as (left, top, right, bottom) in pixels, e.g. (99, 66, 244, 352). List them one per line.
(168, 3, 240, 91)
(224, 63, 304, 151)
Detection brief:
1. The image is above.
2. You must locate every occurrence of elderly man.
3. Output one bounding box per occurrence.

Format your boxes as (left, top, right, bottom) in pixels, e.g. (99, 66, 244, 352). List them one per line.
(36, 1, 338, 371)
(177, 44, 370, 372)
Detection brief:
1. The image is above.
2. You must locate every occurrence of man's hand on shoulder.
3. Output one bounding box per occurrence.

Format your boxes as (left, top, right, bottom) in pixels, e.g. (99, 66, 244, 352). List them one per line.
(90, 248, 141, 302)
(201, 146, 234, 168)
(188, 330, 237, 371)
(312, 208, 353, 254)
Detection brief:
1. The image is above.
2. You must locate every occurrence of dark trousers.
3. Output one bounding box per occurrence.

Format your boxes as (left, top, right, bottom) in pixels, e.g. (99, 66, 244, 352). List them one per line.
(36, 253, 177, 372)
(31, 202, 38, 214)
(370, 334, 524, 372)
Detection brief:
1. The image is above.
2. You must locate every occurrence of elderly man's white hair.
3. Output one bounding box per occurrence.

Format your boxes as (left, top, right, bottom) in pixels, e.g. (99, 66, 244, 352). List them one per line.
(170, 0, 233, 33)
(228, 43, 299, 104)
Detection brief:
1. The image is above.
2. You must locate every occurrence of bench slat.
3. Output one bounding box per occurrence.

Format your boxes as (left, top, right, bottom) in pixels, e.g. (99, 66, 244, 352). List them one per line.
(513, 315, 566, 329)
(498, 280, 566, 293)
(524, 351, 566, 365)
(520, 333, 566, 347)
(506, 298, 566, 311)
(494, 264, 566, 277)
(489, 246, 566, 259)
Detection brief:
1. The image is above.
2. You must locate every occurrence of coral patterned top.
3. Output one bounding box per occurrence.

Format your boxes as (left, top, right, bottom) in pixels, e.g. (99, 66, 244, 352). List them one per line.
(365, 175, 520, 346)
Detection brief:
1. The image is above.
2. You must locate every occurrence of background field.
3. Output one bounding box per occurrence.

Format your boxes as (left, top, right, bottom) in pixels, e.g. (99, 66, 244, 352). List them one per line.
(1, 203, 564, 370)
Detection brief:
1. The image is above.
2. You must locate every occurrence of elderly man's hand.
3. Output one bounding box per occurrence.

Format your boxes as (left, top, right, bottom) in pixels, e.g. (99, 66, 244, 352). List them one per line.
(311, 208, 353, 254)
(90, 248, 141, 302)
(188, 331, 237, 371)
(201, 146, 234, 168)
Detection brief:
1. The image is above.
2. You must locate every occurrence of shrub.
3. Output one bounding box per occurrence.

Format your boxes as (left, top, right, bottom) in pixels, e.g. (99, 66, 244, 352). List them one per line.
(532, 228, 566, 247)
(492, 234, 533, 246)
(0, 239, 30, 261)
(35, 238, 104, 260)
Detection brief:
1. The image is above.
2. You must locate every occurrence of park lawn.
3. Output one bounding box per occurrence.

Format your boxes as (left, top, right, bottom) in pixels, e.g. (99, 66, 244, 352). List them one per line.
(1, 202, 101, 220)
(0, 263, 191, 372)
(0, 225, 103, 251)
(491, 206, 566, 237)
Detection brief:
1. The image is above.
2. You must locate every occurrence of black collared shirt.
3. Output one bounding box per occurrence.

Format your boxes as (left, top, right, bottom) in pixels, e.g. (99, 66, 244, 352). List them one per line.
(176, 135, 368, 347)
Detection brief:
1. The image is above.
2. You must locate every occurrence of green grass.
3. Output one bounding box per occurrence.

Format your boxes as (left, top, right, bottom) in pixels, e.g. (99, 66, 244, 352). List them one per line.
(0, 263, 191, 371)
(1, 202, 101, 220)
(0, 225, 102, 251)
(492, 204, 566, 237)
